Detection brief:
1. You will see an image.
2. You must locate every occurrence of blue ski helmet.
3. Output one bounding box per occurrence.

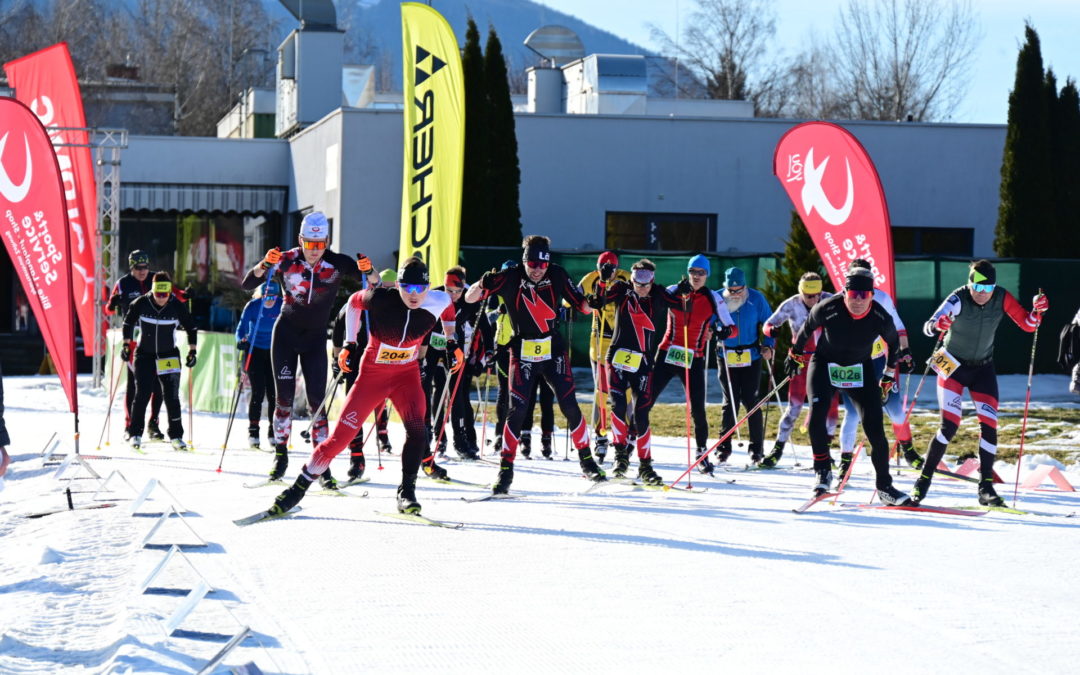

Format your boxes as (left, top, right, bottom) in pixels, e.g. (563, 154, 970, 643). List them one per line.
(264, 280, 281, 297)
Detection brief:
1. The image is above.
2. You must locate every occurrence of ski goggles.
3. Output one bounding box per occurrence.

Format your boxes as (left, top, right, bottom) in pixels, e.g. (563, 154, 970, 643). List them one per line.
(524, 260, 549, 270)
(687, 267, 708, 277)
(399, 283, 429, 295)
(152, 281, 172, 297)
(725, 285, 746, 294)
(300, 238, 327, 250)
(845, 289, 872, 300)
(631, 268, 655, 285)
(970, 282, 996, 294)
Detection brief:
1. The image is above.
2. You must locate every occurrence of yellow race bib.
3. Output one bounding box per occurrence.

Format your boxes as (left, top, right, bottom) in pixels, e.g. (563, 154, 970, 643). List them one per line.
(929, 347, 960, 379)
(611, 348, 643, 373)
(871, 337, 886, 359)
(725, 349, 752, 368)
(375, 344, 418, 365)
(155, 357, 181, 375)
(521, 337, 552, 362)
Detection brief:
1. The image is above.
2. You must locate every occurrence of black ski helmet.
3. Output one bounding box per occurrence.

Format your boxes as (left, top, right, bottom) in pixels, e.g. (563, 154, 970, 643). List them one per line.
(128, 250, 150, 268)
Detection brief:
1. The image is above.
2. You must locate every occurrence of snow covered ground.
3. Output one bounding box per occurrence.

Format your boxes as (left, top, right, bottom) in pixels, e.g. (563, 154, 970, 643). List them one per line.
(1, 373, 1079, 674)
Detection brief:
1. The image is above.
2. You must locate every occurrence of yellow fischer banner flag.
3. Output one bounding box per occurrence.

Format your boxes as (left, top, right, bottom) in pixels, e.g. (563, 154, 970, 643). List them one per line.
(399, 2, 464, 284)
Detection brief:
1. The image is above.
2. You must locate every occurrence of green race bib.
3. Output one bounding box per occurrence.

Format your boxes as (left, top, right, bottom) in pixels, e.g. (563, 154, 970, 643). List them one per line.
(429, 333, 447, 351)
(665, 345, 693, 369)
(828, 362, 864, 388)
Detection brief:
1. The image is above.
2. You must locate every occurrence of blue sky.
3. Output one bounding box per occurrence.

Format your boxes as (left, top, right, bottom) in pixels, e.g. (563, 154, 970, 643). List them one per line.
(534, 0, 1080, 124)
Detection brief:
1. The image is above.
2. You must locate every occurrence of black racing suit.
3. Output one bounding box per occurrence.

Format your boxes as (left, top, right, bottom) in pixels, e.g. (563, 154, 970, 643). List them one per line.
(122, 294, 197, 440)
(792, 295, 899, 489)
(107, 273, 162, 434)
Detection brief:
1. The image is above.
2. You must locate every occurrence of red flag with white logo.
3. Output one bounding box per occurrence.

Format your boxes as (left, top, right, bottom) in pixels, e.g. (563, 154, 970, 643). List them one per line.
(772, 121, 895, 298)
(5, 43, 100, 357)
(0, 96, 78, 412)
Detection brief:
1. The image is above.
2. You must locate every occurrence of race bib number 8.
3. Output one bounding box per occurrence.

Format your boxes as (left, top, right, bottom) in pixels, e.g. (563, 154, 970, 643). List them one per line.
(725, 349, 752, 368)
(429, 333, 447, 351)
(929, 348, 960, 379)
(521, 337, 552, 362)
(612, 348, 643, 373)
(155, 357, 181, 375)
(828, 362, 864, 388)
(665, 345, 693, 369)
(375, 344, 418, 365)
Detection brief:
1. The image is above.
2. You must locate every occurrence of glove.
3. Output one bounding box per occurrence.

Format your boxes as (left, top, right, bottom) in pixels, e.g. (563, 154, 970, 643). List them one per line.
(896, 347, 914, 374)
(784, 349, 810, 378)
(762, 322, 775, 339)
(932, 313, 954, 334)
(120, 340, 135, 362)
(356, 254, 373, 274)
(676, 278, 693, 295)
(880, 368, 897, 403)
(107, 294, 121, 312)
(1032, 293, 1048, 314)
(261, 247, 282, 270)
(585, 294, 603, 310)
(715, 322, 735, 340)
(338, 342, 359, 374)
(483, 350, 496, 370)
(447, 340, 465, 374)
(237, 339, 250, 354)
(185, 350, 197, 368)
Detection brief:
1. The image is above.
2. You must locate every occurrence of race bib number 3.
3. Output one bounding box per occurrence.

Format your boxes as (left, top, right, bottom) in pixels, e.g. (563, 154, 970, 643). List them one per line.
(612, 348, 643, 373)
(828, 362, 864, 388)
(375, 344, 418, 365)
(725, 349, 752, 368)
(429, 333, 447, 351)
(665, 345, 693, 369)
(155, 357, 181, 375)
(521, 337, 552, 362)
(871, 337, 886, 359)
(929, 348, 960, 379)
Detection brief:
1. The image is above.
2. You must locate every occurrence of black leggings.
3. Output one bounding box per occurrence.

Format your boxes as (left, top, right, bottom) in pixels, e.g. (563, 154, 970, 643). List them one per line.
(124, 360, 162, 432)
(608, 360, 658, 459)
(246, 347, 275, 437)
(270, 321, 329, 446)
(718, 357, 764, 453)
(129, 352, 183, 440)
(807, 358, 894, 489)
(501, 344, 587, 462)
(650, 352, 708, 450)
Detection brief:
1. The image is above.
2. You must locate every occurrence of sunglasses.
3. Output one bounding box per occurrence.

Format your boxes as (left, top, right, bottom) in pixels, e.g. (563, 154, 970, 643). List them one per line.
(726, 285, 746, 293)
(845, 289, 872, 300)
(801, 292, 821, 299)
(970, 282, 995, 293)
(133, 265, 149, 271)
(525, 260, 549, 270)
(687, 268, 708, 277)
(400, 283, 429, 294)
(301, 239, 327, 250)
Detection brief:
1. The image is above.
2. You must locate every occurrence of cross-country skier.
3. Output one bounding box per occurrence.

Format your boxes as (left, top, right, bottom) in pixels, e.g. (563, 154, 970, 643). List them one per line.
(786, 267, 911, 505)
(715, 266, 774, 464)
(912, 259, 1047, 506)
(121, 272, 197, 450)
(268, 257, 457, 516)
(649, 255, 734, 474)
(759, 272, 837, 468)
(463, 235, 602, 494)
(588, 259, 684, 484)
(235, 280, 282, 450)
(241, 211, 380, 483)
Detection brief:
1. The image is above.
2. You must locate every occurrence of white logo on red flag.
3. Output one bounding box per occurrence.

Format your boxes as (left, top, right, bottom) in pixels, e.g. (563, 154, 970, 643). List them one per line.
(801, 148, 854, 226)
(0, 132, 33, 203)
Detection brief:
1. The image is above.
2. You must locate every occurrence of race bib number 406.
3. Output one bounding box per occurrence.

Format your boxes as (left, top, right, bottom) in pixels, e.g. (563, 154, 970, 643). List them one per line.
(375, 344, 418, 365)
(827, 362, 864, 388)
(429, 333, 447, 351)
(521, 337, 552, 362)
(665, 345, 693, 369)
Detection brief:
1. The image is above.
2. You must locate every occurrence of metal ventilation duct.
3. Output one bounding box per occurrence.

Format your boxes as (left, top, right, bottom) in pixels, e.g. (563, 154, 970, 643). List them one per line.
(278, 0, 338, 30)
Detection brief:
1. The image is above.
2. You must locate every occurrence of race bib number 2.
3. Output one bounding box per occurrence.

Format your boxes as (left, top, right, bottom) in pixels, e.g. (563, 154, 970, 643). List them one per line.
(521, 337, 552, 362)
(665, 345, 693, 369)
(612, 348, 643, 373)
(929, 348, 960, 379)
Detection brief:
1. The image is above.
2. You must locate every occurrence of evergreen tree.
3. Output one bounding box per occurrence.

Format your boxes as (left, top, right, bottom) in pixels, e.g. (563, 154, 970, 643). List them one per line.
(995, 23, 1056, 257)
(483, 26, 523, 245)
(762, 212, 831, 367)
(1053, 79, 1080, 257)
(460, 17, 489, 245)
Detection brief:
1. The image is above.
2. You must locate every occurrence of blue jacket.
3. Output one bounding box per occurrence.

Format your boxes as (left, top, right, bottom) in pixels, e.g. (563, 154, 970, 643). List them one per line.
(235, 296, 281, 350)
(718, 288, 774, 361)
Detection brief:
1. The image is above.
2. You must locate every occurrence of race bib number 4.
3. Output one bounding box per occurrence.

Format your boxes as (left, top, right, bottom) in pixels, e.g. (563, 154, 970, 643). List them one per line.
(155, 357, 181, 375)
(429, 333, 447, 351)
(828, 362, 864, 388)
(725, 349, 752, 368)
(665, 345, 693, 369)
(612, 348, 643, 373)
(929, 348, 960, 379)
(521, 337, 552, 362)
(375, 344, 418, 365)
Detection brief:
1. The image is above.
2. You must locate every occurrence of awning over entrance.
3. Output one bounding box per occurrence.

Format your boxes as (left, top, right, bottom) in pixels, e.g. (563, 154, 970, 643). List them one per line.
(122, 183, 287, 214)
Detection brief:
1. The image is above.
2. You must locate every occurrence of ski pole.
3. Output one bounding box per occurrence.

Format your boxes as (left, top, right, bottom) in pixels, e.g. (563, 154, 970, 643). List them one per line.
(831, 441, 864, 505)
(565, 315, 573, 460)
(104, 334, 118, 444)
(431, 320, 484, 458)
(720, 343, 742, 445)
(1013, 292, 1043, 508)
(668, 374, 791, 488)
(218, 351, 245, 464)
(96, 345, 126, 451)
(681, 294, 694, 484)
(303, 370, 346, 442)
(186, 360, 195, 448)
(763, 357, 799, 466)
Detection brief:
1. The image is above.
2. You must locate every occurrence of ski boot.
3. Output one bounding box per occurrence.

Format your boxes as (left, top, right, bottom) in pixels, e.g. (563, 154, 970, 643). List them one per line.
(171, 438, 188, 452)
(123, 429, 132, 442)
(837, 452, 854, 481)
(318, 469, 339, 490)
(578, 448, 607, 482)
(269, 444, 289, 481)
(611, 445, 631, 479)
(977, 478, 1006, 507)
(378, 432, 392, 454)
(696, 447, 715, 475)
(269, 469, 314, 516)
(877, 484, 913, 506)
(396, 474, 421, 514)
(813, 466, 833, 496)
(594, 436, 609, 465)
(421, 450, 449, 481)
(760, 441, 784, 468)
(638, 458, 663, 486)
(435, 438, 447, 458)
(348, 451, 366, 481)
(900, 441, 924, 469)
(248, 436, 261, 451)
(749, 446, 764, 466)
(714, 443, 732, 465)
(541, 434, 553, 459)
(911, 475, 931, 505)
(129, 435, 142, 451)
(147, 419, 165, 442)
(520, 431, 532, 459)
(492, 459, 514, 495)
(455, 443, 479, 461)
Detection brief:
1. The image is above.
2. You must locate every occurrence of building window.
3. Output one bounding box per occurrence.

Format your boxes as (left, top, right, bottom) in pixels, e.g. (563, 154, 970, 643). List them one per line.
(606, 212, 716, 251)
(893, 226, 973, 256)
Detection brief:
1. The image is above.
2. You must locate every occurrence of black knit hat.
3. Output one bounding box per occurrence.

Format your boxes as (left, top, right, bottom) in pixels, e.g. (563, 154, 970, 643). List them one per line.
(844, 268, 875, 292)
(398, 257, 429, 285)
